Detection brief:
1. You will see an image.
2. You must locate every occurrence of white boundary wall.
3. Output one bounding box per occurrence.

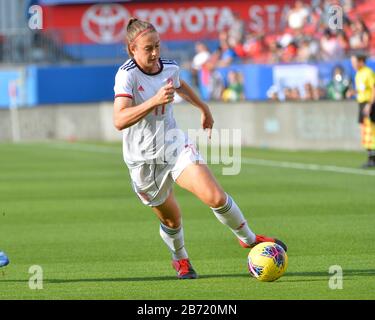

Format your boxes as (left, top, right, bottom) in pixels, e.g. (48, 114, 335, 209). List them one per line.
(0, 100, 362, 150)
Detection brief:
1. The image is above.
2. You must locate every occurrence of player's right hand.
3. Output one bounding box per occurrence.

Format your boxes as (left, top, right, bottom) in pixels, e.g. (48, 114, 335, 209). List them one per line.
(153, 83, 175, 106)
(345, 89, 356, 98)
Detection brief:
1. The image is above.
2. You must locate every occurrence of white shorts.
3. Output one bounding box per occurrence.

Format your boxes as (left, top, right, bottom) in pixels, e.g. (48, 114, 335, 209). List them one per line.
(129, 144, 205, 207)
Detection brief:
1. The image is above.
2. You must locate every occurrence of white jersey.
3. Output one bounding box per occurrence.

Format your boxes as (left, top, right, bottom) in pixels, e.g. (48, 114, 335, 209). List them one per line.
(114, 58, 188, 168)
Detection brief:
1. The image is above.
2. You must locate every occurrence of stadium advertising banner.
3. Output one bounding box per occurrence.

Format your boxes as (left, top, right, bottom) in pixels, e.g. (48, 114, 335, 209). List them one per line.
(38, 0, 175, 4)
(41, 0, 298, 44)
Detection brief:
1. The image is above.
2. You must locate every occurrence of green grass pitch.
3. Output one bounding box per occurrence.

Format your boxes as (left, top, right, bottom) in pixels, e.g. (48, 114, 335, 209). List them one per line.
(0, 142, 374, 299)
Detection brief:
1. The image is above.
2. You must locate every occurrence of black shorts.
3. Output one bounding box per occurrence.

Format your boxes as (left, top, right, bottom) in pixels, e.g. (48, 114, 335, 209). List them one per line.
(358, 102, 375, 124)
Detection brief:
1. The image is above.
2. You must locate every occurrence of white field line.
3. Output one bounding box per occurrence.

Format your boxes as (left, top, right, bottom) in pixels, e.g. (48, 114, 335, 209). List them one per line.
(46, 142, 119, 154)
(44, 143, 375, 177)
(241, 158, 375, 177)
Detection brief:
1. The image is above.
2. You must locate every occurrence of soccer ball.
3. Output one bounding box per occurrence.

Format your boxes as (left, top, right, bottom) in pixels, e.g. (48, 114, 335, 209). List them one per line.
(247, 242, 288, 282)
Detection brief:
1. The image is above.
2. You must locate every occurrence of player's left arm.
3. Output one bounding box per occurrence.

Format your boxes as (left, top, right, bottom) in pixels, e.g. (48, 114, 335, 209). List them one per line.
(176, 79, 214, 138)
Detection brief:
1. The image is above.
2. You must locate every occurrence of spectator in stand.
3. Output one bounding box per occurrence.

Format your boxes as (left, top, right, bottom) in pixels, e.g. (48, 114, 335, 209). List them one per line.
(222, 70, 244, 102)
(240, 33, 258, 59)
(208, 69, 225, 101)
(303, 82, 325, 100)
(268, 82, 325, 102)
(343, 13, 353, 36)
(283, 87, 301, 101)
(296, 38, 315, 62)
(283, 87, 293, 101)
(316, 85, 327, 100)
(320, 28, 345, 61)
(281, 41, 298, 63)
(302, 83, 315, 100)
(309, 1, 325, 34)
(228, 12, 245, 48)
(216, 31, 237, 68)
(199, 47, 225, 101)
(191, 42, 211, 88)
(232, 38, 246, 59)
(349, 17, 371, 53)
(243, 33, 269, 63)
(290, 87, 301, 100)
(268, 40, 282, 64)
(195, 0, 372, 97)
(336, 30, 350, 56)
(267, 85, 281, 101)
(287, 0, 310, 31)
(327, 65, 351, 100)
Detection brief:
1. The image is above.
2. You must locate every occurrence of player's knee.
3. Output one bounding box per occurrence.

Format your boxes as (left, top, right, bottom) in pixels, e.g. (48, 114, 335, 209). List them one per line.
(162, 218, 181, 229)
(207, 191, 227, 208)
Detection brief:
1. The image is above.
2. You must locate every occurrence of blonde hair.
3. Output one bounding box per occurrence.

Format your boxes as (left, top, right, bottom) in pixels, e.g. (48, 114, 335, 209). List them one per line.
(126, 18, 157, 57)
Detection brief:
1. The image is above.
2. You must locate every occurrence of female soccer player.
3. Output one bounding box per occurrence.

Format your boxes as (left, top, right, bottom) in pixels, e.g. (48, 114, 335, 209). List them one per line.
(113, 18, 287, 279)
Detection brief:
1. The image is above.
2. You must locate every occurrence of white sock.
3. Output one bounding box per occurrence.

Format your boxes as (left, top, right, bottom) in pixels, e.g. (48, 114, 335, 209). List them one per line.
(211, 194, 256, 245)
(159, 223, 188, 260)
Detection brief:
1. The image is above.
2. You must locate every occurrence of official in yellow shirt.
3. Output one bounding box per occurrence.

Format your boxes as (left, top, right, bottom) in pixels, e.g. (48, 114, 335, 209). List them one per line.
(349, 53, 375, 168)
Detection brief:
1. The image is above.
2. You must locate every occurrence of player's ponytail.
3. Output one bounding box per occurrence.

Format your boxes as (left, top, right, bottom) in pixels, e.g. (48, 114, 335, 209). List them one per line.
(125, 18, 157, 58)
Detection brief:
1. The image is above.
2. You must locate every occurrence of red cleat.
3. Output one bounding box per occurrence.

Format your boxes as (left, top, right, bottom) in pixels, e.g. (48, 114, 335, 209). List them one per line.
(239, 234, 288, 252)
(172, 258, 198, 279)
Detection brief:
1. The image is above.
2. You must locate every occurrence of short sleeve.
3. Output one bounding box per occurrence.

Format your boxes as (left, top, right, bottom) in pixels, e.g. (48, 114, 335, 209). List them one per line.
(173, 65, 181, 89)
(114, 69, 134, 99)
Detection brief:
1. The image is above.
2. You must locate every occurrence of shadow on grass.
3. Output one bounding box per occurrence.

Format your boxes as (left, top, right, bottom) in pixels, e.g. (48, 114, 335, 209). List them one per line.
(0, 274, 248, 284)
(2, 269, 375, 284)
